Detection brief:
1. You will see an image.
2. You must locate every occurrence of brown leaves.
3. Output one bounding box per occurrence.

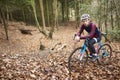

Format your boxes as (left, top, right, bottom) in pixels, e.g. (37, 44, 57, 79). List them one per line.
(0, 50, 120, 80)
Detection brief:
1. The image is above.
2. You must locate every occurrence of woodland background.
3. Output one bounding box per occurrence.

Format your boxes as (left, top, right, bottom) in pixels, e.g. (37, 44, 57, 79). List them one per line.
(0, 0, 120, 79)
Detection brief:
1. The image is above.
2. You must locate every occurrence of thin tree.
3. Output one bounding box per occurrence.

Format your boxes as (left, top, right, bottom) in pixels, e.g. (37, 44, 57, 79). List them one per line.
(30, 0, 41, 31)
(48, 0, 57, 39)
(60, 0, 68, 23)
(0, 8, 9, 40)
(46, 0, 50, 27)
(53, 0, 58, 29)
(61, 0, 65, 23)
(0, 14, 2, 23)
(104, 0, 108, 34)
(65, 0, 69, 22)
(113, 0, 120, 28)
(110, 0, 114, 30)
(39, 0, 46, 33)
(97, 0, 102, 31)
(74, 0, 80, 28)
(0, 0, 9, 40)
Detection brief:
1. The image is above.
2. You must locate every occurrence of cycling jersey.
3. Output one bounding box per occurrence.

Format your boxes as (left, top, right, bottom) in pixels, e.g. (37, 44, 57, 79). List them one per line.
(77, 22, 101, 39)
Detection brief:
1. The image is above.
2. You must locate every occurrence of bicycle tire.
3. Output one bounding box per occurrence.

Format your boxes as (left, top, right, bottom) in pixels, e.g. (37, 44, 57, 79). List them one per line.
(68, 47, 88, 72)
(97, 44, 112, 65)
(101, 33, 111, 43)
(101, 34, 107, 43)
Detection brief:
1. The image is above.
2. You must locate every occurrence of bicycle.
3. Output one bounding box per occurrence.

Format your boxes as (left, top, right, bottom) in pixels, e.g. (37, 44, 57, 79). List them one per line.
(68, 32, 112, 72)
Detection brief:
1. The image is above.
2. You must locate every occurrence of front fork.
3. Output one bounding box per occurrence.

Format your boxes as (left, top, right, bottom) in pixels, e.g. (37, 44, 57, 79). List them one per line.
(78, 45, 87, 60)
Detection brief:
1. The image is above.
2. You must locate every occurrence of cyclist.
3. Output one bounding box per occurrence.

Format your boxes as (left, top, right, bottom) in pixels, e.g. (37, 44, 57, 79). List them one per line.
(75, 14, 101, 61)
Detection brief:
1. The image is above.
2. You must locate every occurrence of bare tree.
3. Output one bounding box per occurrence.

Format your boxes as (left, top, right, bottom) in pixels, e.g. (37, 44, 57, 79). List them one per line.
(39, 0, 46, 32)
(30, 0, 41, 31)
(0, 8, 9, 40)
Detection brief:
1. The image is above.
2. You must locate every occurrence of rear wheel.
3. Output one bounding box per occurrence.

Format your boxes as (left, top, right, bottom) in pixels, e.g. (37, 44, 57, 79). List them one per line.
(98, 44, 112, 65)
(68, 47, 88, 72)
(101, 33, 111, 43)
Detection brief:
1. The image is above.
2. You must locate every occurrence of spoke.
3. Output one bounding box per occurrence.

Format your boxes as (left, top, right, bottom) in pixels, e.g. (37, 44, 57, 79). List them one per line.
(98, 44, 112, 65)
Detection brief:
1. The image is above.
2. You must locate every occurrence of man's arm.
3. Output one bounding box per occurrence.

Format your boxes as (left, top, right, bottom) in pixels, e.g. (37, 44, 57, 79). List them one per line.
(77, 24, 84, 36)
(80, 24, 96, 39)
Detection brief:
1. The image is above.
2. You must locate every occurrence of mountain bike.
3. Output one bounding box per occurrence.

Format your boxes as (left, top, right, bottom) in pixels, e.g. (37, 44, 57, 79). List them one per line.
(68, 32, 112, 72)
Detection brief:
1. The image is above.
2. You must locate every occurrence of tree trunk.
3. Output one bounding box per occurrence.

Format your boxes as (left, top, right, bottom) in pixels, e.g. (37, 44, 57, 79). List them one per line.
(75, 0, 80, 28)
(97, 0, 102, 31)
(0, 8, 9, 40)
(22, 9, 26, 23)
(110, 0, 114, 30)
(0, 13, 2, 23)
(61, 1, 65, 23)
(66, 1, 69, 22)
(104, 0, 108, 34)
(48, 0, 58, 39)
(53, 0, 58, 29)
(6, 5, 9, 22)
(39, 0, 46, 32)
(61, 0, 68, 23)
(113, 0, 120, 28)
(9, 12, 14, 21)
(65, 0, 68, 22)
(46, 0, 50, 27)
(74, 0, 77, 27)
(31, 0, 41, 32)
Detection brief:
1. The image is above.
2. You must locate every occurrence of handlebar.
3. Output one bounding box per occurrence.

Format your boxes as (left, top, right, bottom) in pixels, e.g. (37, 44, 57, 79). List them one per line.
(73, 34, 77, 40)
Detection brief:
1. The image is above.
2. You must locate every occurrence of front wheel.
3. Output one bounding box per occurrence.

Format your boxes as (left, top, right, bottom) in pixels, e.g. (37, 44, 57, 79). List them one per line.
(68, 47, 88, 72)
(98, 44, 112, 65)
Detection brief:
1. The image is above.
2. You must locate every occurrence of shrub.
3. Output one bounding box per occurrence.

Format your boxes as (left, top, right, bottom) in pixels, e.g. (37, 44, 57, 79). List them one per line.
(108, 28, 120, 42)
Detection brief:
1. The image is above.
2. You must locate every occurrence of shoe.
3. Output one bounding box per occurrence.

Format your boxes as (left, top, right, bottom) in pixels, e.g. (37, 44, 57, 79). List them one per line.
(88, 54, 92, 58)
(92, 53, 99, 62)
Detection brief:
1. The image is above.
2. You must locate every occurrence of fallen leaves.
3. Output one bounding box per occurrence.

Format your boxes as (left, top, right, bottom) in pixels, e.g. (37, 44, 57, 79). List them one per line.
(0, 49, 120, 80)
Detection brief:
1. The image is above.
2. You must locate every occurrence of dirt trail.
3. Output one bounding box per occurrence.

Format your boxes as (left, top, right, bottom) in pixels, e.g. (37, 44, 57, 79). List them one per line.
(0, 22, 77, 54)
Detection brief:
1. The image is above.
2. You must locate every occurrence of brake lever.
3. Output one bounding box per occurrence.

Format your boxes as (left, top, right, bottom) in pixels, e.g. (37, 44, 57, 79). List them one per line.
(73, 34, 77, 40)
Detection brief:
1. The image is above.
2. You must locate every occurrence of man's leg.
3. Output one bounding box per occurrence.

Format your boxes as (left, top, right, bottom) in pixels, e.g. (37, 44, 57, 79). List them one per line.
(88, 37, 101, 61)
(88, 37, 101, 54)
(88, 39, 96, 55)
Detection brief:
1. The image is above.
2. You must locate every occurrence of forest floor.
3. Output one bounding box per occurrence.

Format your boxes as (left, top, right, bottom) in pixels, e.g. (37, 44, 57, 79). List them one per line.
(0, 22, 120, 80)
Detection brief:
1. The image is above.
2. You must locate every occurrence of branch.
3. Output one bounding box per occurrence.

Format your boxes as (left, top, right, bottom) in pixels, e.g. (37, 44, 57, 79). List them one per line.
(19, 29, 36, 35)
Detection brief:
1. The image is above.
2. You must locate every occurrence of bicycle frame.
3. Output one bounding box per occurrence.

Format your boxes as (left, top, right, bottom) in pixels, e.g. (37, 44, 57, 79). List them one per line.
(80, 39, 88, 54)
(79, 39, 103, 60)
(78, 39, 88, 60)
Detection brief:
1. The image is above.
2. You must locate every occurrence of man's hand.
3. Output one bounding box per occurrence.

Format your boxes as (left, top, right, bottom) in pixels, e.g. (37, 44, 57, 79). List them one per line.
(73, 35, 80, 49)
(74, 35, 80, 42)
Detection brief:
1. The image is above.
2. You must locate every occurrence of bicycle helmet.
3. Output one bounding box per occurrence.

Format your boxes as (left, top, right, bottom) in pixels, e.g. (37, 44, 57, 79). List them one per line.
(81, 14, 90, 21)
